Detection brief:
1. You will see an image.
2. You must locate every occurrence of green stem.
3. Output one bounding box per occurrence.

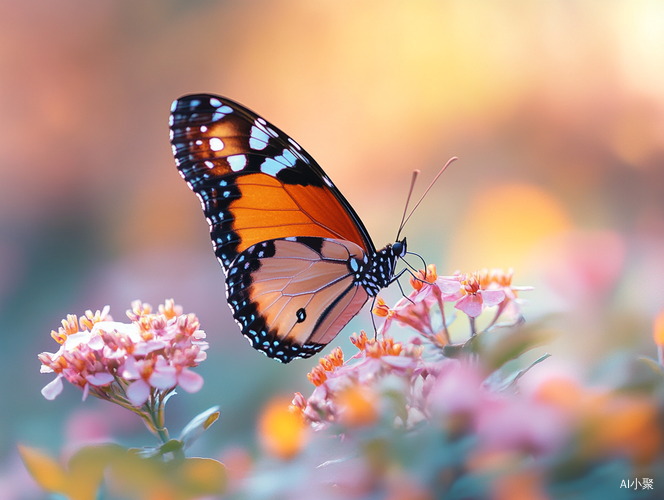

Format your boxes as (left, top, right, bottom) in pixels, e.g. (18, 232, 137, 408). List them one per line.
(482, 301, 507, 333)
(436, 293, 451, 345)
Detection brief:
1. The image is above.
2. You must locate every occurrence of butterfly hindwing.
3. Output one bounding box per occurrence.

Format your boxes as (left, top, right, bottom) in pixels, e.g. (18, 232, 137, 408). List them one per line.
(225, 237, 370, 362)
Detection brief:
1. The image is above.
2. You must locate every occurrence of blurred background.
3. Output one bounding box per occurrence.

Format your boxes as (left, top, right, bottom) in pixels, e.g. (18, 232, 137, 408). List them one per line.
(1, 0, 663, 496)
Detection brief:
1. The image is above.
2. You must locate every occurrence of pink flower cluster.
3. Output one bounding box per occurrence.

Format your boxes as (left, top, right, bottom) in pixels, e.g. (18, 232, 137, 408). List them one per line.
(374, 266, 531, 344)
(292, 333, 569, 457)
(291, 332, 427, 430)
(291, 266, 535, 434)
(427, 361, 569, 456)
(39, 300, 208, 407)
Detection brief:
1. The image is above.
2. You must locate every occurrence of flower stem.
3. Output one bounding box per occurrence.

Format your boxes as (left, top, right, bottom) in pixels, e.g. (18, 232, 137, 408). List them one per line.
(436, 294, 451, 345)
(483, 301, 506, 332)
(469, 317, 477, 337)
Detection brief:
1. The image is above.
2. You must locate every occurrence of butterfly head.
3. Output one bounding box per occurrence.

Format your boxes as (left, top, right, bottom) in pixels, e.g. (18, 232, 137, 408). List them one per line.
(391, 238, 407, 260)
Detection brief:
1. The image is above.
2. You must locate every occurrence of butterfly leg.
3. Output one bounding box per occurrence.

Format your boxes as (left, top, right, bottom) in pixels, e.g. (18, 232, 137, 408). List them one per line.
(370, 295, 378, 339)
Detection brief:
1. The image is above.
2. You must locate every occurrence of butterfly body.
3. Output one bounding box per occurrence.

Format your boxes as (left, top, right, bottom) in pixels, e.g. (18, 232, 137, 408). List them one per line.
(170, 94, 405, 362)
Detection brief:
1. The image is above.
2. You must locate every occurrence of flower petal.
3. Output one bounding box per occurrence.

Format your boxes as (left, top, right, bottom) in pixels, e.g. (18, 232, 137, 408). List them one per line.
(437, 278, 462, 295)
(480, 289, 506, 307)
(122, 356, 140, 379)
(41, 375, 64, 400)
(126, 379, 151, 406)
(86, 372, 114, 386)
(382, 356, 415, 368)
(149, 365, 177, 389)
(455, 295, 483, 317)
(177, 369, 204, 393)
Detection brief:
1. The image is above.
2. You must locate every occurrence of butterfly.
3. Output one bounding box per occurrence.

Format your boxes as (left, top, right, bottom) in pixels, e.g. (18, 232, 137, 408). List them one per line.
(169, 94, 407, 363)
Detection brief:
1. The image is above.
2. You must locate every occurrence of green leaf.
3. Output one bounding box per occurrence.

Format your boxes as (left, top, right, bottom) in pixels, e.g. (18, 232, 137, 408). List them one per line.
(484, 353, 552, 392)
(109, 452, 226, 498)
(479, 322, 554, 373)
(635, 356, 664, 377)
(180, 406, 220, 451)
(442, 333, 482, 359)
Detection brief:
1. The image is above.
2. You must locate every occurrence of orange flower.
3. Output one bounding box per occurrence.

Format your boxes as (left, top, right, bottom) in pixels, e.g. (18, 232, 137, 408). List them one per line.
(653, 308, 664, 347)
(307, 365, 328, 387)
(350, 330, 370, 351)
(318, 347, 344, 372)
(79, 306, 112, 331)
(410, 264, 438, 291)
(372, 296, 391, 318)
(492, 471, 547, 500)
(158, 298, 183, 320)
(258, 397, 308, 460)
(336, 385, 378, 427)
(582, 394, 661, 465)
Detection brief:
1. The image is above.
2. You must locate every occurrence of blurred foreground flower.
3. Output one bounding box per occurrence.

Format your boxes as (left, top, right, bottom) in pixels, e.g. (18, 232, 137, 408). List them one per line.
(39, 300, 208, 441)
(274, 266, 664, 499)
(28, 300, 225, 499)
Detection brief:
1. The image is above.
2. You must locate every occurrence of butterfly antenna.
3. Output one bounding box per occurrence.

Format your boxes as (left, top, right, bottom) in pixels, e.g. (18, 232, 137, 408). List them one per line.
(396, 170, 420, 240)
(399, 156, 457, 233)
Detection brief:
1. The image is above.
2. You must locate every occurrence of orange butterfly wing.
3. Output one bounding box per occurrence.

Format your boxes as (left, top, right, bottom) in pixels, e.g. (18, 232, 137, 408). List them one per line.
(170, 94, 395, 362)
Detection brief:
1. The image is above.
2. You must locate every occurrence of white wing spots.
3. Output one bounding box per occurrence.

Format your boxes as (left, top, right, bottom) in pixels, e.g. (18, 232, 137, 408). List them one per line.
(249, 125, 270, 150)
(288, 137, 301, 150)
(171, 145, 178, 155)
(287, 146, 308, 165)
(169, 130, 174, 140)
(168, 115, 174, 126)
(280, 148, 297, 166)
(209, 138, 224, 151)
(189, 99, 201, 109)
(257, 117, 267, 125)
(228, 154, 247, 172)
(323, 176, 334, 188)
(211, 106, 233, 122)
(209, 97, 222, 107)
(260, 158, 286, 177)
(205, 161, 215, 169)
(196, 140, 203, 146)
(171, 100, 178, 112)
(285, 237, 296, 242)
(266, 126, 279, 138)
(174, 158, 180, 167)
(200, 125, 208, 133)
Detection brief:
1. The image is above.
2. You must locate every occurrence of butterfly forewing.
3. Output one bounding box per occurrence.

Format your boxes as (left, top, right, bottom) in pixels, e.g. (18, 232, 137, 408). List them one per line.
(170, 95, 374, 270)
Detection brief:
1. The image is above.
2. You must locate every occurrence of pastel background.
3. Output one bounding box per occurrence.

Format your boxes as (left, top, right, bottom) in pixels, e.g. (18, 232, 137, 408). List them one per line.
(1, 1, 663, 496)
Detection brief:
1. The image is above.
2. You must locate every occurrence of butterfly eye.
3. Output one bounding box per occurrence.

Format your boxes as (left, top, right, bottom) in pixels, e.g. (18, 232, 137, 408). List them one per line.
(392, 240, 406, 257)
